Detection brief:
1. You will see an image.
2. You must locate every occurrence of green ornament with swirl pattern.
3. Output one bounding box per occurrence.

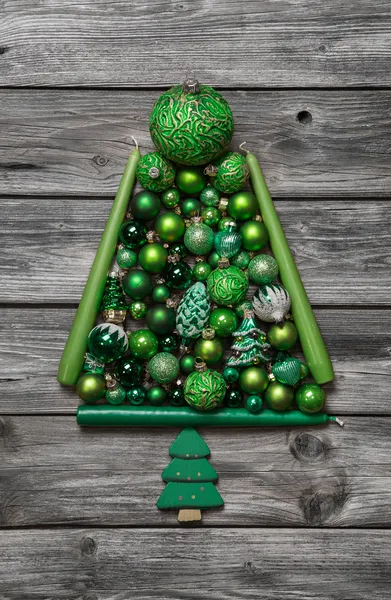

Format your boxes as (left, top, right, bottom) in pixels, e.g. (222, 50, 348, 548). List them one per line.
(207, 265, 249, 306)
(184, 365, 226, 411)
(136, 152, 176, 192)
(206, 151, 249, 194)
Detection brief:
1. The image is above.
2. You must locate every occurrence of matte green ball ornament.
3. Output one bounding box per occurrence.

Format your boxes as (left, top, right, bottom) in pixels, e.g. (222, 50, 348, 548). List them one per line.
(222, 366, 239, 384)
(159, 334, 178, 353)
(119, 220, 147, 249)
(208, 251, 221, 269)
(129, 329, 159, 360)
(184, 367, 226, 411)
(209, 308, 238, 337)
(265, 382, 294, 412)
(194, 337, 224, 367)
(225, 388, 243, 408)
(136, 152, 175, 193)
(161, 187, 180, 209)
(130, 190, 161, 221)
(180, 355, 196, 375)
(106, 385, 127, 405)
(138, 243, 168, 274)
(296, 383, 326, 414)
(127, 386, 147, 405)
(192, 261, 212, 282)
(122, 269, 153, 300)
(208, 151, 250, 194)
(148, 352, 179, 384)
(268, 321, 298, 351)
(248, 254, 279, 284)
(245, 395, 263, 414)
(218, 216, 236, 232)
(76, 373, 106, 403)
(116, 247, 137, 270)
(146, 305, 176, 335)
(239, 367, 269, 394)
(115, 356, 143, 387)
(87, 323, 128, 363)
(176, 167, 206, 195)
(129, 301, 148, 320)
(155, 213, 185, 243)
(165, 261, 192, 290)
(214, 225, 242, 258)
(240, 221, 269, 252)
(201, 206, 221, 227)
(152, 284, 171, 304)
(200, 185, 220, 207)
(181, 198, 202, 217)
(207, 265, 249, 306)
(228, 192, 258, 221)
(231, 250, 251, 270)
(147, 386, 167, 406)
(184, 222, 214, 256)
(149, 77, 234, 165)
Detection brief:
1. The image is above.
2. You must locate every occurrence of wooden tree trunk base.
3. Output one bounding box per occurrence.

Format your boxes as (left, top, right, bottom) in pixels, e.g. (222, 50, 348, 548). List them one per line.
(178, 509, 202, 522)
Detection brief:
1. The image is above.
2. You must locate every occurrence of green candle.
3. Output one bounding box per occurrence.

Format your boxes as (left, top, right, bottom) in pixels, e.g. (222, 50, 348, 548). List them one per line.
(245, 150, 334, 385)
(77, 405, 343, 427)
(58, 147, 140, 386)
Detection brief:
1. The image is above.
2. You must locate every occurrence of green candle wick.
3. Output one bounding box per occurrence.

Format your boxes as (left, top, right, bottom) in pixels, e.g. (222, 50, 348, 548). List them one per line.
(239, 141, 250, 154)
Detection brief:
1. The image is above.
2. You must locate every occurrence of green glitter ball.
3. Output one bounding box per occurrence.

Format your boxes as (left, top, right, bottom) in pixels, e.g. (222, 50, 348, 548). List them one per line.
(210, 151, 249, 194)
(116, 247, 137, 270)
(106, 385, 127, 405)
(148, 352, 179, 384)
(184, 368, 226, 411)
(136, 152, 175, 192)
(248, 254, 279, 285)
(200, 185, 220, 207)
(149, 79, 234, 166)
(184, 222, 214, 256)
(231, 250, 251, 269)
(207, 265, 249, 306)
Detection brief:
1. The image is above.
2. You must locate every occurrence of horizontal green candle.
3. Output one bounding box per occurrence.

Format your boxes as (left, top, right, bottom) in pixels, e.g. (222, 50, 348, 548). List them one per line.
(77, 405, 342, 428)
(58, 147, 140, 386)
(245, 151, 334, 385)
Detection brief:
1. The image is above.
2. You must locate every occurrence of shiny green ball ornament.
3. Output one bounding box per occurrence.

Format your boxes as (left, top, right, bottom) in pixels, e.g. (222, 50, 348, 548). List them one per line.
(87, 323, 128, 363)
(146, 305, 176, 335)
(129, 328, 159, 360)
(231, 250, 251, 270)
(209, 151, 250, 194)
(155, 212, 185, 243)
(296, 383, 326, 414)
(200, 185, 220, 207)
(180, 354, 196, 374)
(122, 269, 153, 300)
(147, 386, 167, 406)
(169, 387, 186, 406)
(148, 352, 179, 384)
(129, 301, 148, 320)
(248, 254, 279, 284)
(234, 299, 253, 318)
(207, 251, 220, 269)
(165, 261, 192, 290)
(228, 191, 258, 221)
(218, 216, 236, 232)
(115, 356, 143, 387)
(150, 78, 234, 165)
(76, 373, 106, 403)
(106, 385, 127, 405)
(184, 222, 214, 256)
(239, 366, 269, 394)
(300, 362, 309, 380)
(265, 382, 294, 412)
(207, 265, 249, 306)
(201, 206, 221, 227)
(240, 221, 269, 252)
(225, 388, 243, 408)
(192, 261, 212, 282)
(222, 366, 239, 384)
(135, 152, 175, 193)
(245, 395, 263, 414)
(268, 321, 298, 351)
(169, 242, 187, 259)
(152, 284, 171, 304)
(116, 247, 137, 270)
(210, 307, 238, 337)
(176, 167, 206, 195)
(130, 190, 161, 221)
(184, 367, 226, 411)
(127, 386, 147, 405)
(119, 220, 147, 249)
(214, 225, 242, 258)
(194, 337, 224, 367)
(159, 333, 178, 353)
(181, 197, 201, 217)
(161, 187, 180, 209)
(138, 243, 168, 273)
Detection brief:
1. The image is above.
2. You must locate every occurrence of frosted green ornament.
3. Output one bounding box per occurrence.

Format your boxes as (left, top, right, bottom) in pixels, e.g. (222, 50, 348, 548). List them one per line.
(184, 221, 214, 256)
(231, 250, 251, 269)
(106, 385, 127, 405)
(248, 254, 279, 285)
(214, 225, 242, 258)
(116, 247, 137, 270)
(200, 185, 220, 207)
(176, 282, 211, 344)
(149, 76, 234, 166)
(207, 265, 248, 306)
(207, 151, 249, 194)
(184, 365, 226, 411)
(148, 352, 179, 384)
(136, 152, 175, 192)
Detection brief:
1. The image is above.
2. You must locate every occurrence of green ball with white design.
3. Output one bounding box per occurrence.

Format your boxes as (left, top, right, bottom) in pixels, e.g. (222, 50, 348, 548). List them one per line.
(116, 247, 137, 270)
(136, 152, 175, 192)
(148, 352, 179, 384)
(200, 185, 220, 207)
(248, 254, 279, 285)
(184, 222, 214, 256)
(184, 368, 226, 411)
(253, 284, 291, 323)
(176, 282, 211, 343)
(210, 152, 250, 194)
(87, 323, 128, 363)
(207, 265, 249, 306)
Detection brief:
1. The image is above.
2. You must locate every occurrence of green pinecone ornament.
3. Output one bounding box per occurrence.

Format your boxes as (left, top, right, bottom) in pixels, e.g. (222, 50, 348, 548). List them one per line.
(206, 151, 249, 194)
(100, 274, 128, 324)
(184, 364, 226, 411)
(226, 309, 270, 367)
(176, 282, 211, 344)
(136, 152, 176, 192)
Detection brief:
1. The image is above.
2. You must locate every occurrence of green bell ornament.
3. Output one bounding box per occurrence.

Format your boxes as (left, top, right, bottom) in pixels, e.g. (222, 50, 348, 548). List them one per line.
(194, 337, 224, 367)
(201, 206, 221, 227)
(184, 360, 226, 411)
(228, 191, 258, 221)
(152, 283, 171, 304)
(268, 321, 298, 351)
(248, 254, 279, 285)
(207, 265, 248, 306)
(149, 75, 234, 165)
(176, 282, 211, 344)
(192, 261, 212, 282)
(165, 261, 192, 290)
(76, 373, 106, 403)
(129, 190, 160, 221)
(146, 305, 176, 335)
(272, 354, 302, 386)
(225, 388, 243, 408)
(148, 352, 179, 384)
(184, 221, 214, 256)
(87, 323, 128, 363)
(180, 354, 196, 375)
(176, 166, 206, 195)
(138, 243, 168, 274)
(129, 301, 148, 320)
(218, 216, 236, 232)
(296, 383, 326, 414)
(127, 386, 147, 405)
(253, 284, 291, 323)
(161, 187, 180, 209)
(116, 247, 137, 270)
(245, 395, 263, 414)
(155, 212, 185, 243)
(147, 386, 167, 406)
(122, 269, 153, 300)
(115, 356, 143, 387)
(129, 329, 159, 360)
(200, 185, 220, 207)
(209, 307, 238, 337)
(238, 366, 269, 394)
(239, 220, 269, 252)
(265, 382, 294, 412)
(106, 385, 127, 405)
(231, 250, 251, 270)
(119, 220, 147, 249)
(136, 152, 175, 193)
(100, 274, 127, 324)
(206, 151, 249, 194)
(181, 198, 202, 217)
(214, 224, 242, 259)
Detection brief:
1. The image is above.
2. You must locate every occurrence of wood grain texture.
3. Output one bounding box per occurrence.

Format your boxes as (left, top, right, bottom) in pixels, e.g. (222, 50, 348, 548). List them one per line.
(1, 0, 391, 88)
(0, 90, 391, 196)
(0, 416, 390, 527)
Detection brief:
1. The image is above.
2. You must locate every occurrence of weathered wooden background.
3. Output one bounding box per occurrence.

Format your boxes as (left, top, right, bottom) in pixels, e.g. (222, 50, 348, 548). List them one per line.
(1, 1, 391, 598)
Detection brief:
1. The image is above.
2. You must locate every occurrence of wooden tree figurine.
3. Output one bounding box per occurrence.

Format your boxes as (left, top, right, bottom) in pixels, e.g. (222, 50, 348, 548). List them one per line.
(157, 427, 224, 522)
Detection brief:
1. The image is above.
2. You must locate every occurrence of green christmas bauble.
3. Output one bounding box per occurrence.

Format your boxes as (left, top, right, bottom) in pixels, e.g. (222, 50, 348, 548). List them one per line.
(76, 373, 106, 403)
(146, 305, 176, 335)
(272, 355, 302, 386)
(130, 190, 161, 221)
(225, 388, 243, 408)
(218, 216, 236, 231)
(115, 356, 143, 387)
(265, 382, 294, 412)
(240, 221, 269, 252)
(214, 225, 242, 258)
(122, 269, 153, 300)
(127, 386, 147, 405)
(200, 185, 220, 207)
(87, 323, 128, 363)
(169, 242, 187, 259)
(169, 387, 185, 406)
(201, 206, 221, 227)
(147, 386, 167, 406)
(222, 366, 239, 384)
(176, 167, 206, 195)
(138, 243, 168, 273)
(148, 352, 179, 384)
(155, 213, 185, 243)
(180, 355, 196, 374)
(149, 80, 234, 165)
(184, 368, 226, 411)
(245, 395, 263, 414)
(234, 299, 253, 318)
(239, 367, 269, 394)
(296, 383, 326, 414)
(181, 198, 201, 217)
(129, 301, 148, 320)
(209, 152, 250, 194)
(129, 328, 159, 360)
(268, 322, 298, 351)
(207, 265, 249, 306)
(116, 247, 137, 270)
(194, 337, 224, 367)
(119, 220, 147, 249)
(165, 261, 192, 290)
(106, 385, 127, 405)
(161, 187, 180, 209)
(300, 362, 309, 380)
(192, 261, 212, 282)
(159, 333, 178, 353)
(228, 192, 258, 221)
(207, 250, 221, 269)
(248, 254, 279, 284)
(231, 250, 251, 270)
(184, 222, 214, 256)
(135, 152, 175, 192)
(209, 307, 238, 337)
(152, 283, 171, 304)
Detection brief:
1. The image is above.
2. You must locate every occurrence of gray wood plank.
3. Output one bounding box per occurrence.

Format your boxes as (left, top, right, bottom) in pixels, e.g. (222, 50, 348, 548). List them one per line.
(0, 416, 390, 527)
(1, 0, 391, 87)
(0, 89, 390, 196)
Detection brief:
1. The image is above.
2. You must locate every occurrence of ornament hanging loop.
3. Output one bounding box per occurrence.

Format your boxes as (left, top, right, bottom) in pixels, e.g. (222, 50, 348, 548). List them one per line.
(239, 141, 250, 155)
(183, 71, 200, 93)
(194, 357, 207, 372)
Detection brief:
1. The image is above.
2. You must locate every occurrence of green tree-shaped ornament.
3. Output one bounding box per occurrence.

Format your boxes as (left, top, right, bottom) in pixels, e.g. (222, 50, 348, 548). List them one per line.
(100, 274, 128, 324)
(226, 309, 271, 367)
(157, 427, 224, 522)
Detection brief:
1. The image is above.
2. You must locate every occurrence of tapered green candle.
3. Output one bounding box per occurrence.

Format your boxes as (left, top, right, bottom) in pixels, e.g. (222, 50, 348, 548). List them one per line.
(58, 147, 140, 386)
(77, 405, 343, 427)
(245, 150, 334, 384)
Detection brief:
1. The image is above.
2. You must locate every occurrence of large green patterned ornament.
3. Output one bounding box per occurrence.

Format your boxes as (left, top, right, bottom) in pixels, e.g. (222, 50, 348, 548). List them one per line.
(149, 76, 234, 166)
(207, 265, 248, 306)
(184, 366, 226, 411)
(176, 282, 211, 344)
(207, 152, 249, 194)
(87, 323, 128, 363)
(136, 152, 175, 192)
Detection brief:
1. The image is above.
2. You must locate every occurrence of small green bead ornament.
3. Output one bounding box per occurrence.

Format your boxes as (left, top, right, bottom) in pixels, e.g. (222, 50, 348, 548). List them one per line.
(180, 355, 196, 374)
(176, 167, 206, 195)
(245, 395, 263, 414)
(200, 185, 220, 207)
(76, 373, 106, 403)
(207, 265, 249, 306)
(184, 366, 226, 411)
(214, 225, 242, 259)
(129, 328, 159, 360)
(130, 190, 161, 221)
(161, 187, 180, 209)
(192, 261, 212, 282)
(129, 301, 148, 320)
(169, 242, 187, 259)
(208, 250, 221, 269)
(248, 254, 279, 284)
(184, 222, 214, 256)
(147, 386, 167, 406)
(209, 307, 238, 337)
(169, 387, 185, 406)
(201, 206, 221, 227)
(119, 221, 147, 249)
(231, 250, 251, 270)
(146, 305, 176, 335)
(181, 198, 202, 217)
(148, 352, 180, 384)
(152, 283, 171, 304)
(136, 152, 175, 193)
(225, 388, 243, 408)
(296, 383, 326, 414)
(268, 322, 298, 351)
(115, 356, 143, 387)
(239, 367, 269, 394)
(228, 192, 258, 221)
(265, 382, 294, 412)
(240, 221, 269, 252)
(87, 323, 128, 363)
(159, 333, 178, 353)
(194, 337, 224, 367)
(106, 385, 127, 405)
(138, 243, 168, 273)
(208, 151, 250, 194)
(222, 366, 239, 384)
(165, 261, 192, 290)
(122, 269, 153, 300)
(218, 216, 236, 232)
(116, 247, 137, 270)
(155, 213, 185, 243)
(127, 386, 147, 405)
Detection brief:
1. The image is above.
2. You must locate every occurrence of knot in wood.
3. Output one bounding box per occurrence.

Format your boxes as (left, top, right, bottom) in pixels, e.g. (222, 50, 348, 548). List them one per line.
(80, 536, 97, 556)
(291, 432, 326, 460)
(93, 155, 108, 167)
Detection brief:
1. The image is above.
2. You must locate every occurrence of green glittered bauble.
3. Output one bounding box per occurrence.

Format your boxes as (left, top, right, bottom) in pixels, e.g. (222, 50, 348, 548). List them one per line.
(238, 366, 269, 394)
(149, 81, 234, 165)
(181, 198, 202, 217)
(268, 321, 298, 351)
(176, 166, 206, 195)
(116, 247, 137, 270)
(194, 337, 224, 367)
(115, 356, 143, 387)
(159, 333, 178, 353)
(201, 206, 221, 227)
(155, 212, 185, 243)
(231, 250, 251, 270)
(129, 328, 159, 360)
(119, 220, 147, 249)
(200, 185, 220, 207)
(136, 152, 175, 193)
(180, 354, 196, 374)
(148, 352, 179, 384)
(184, 368, 226, 411)
(209, 152, 250, 194)
(184, 222, 214, 256)
(76, 373, 106, 403)
(130, 190, 161, 221)
(225, 388, 243, 408)
(87, 323, 128, 363)
(245, 395, 263, 414)
(209, 307, 238, 337)
(192, 261, 212, 282)
(147, 386, 167, 406)
(234, 299, 253, 318)
(265, 382, 294, 412)
(248, 254, 279, 284)
(129, 301, 148, 320)
(296, 383, 326, 414)
(228, 192, 258, 221)
(127, 386, 147, 405)
(240, 221, 269, 252)
(218, 216, 236, 231)
(222, 366, 240, 384)
(106, 385, 127, 405)
(161, 187, 180, 209)
(208, 250, 221, 269)
(152, 283, 171, 304)
(165, 261, 192, 290)
(122, 269, 153, 300)
(138, 243, 168, 273)
(146, 305, 176, 335)
(207, 265, 249, 306)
